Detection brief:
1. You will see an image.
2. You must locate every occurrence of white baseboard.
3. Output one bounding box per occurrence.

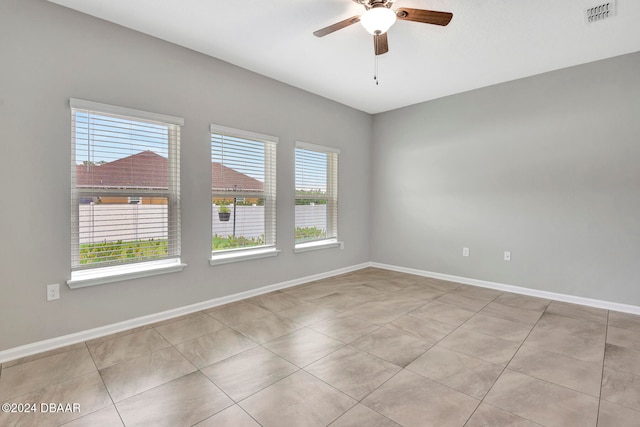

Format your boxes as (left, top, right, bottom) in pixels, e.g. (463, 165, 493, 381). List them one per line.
(5, 261, 639, 364)
(371, 262, 640, 315)
(0, 262, 370, 364)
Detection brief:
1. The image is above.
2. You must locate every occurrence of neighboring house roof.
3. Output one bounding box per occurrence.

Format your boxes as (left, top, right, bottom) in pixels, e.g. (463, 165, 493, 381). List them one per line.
(211, 162, 263, 192)
(76, 150, 264, 191)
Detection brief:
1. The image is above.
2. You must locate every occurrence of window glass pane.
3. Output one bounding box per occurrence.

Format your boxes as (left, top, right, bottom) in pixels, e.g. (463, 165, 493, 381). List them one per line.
(79, 197, 169, 266)
(74, 112, 170, 188)
(295, 198, 328, 242)
(212, 198, 266, 250)
(295, 146, 338, 244)
(72, 105, 180, 270)
(212, 135, 265, 192)
(211, 129, 276, 254)
(296, 149, 327, 195)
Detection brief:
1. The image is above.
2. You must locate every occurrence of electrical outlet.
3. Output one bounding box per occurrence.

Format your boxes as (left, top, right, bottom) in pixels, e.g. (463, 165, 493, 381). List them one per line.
(47, 283, 60, 301)
(504, 251, 511, 261)
(462, 247, 470, 257)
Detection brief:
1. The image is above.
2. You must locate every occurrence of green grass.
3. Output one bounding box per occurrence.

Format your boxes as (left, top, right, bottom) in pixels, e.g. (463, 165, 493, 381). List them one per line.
(80, 226, 329, 264)
(80, 239, 167, 265)
(212, 234, 264, 251)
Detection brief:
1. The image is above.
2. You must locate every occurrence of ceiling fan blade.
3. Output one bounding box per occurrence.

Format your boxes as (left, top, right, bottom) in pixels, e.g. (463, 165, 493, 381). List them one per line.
(374, 33, 389, 55)
(395, 8, 453, 26)
(313, 15, 361, 37)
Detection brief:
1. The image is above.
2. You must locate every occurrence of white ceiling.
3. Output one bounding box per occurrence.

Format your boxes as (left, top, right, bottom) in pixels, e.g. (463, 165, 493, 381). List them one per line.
(49, 0, 640, 114)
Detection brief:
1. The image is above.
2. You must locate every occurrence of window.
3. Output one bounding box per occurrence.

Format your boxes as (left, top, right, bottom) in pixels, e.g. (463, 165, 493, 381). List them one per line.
(295, 141, 339, 251)
(210, 125, 278, 264)
(68, 99, 184, 287)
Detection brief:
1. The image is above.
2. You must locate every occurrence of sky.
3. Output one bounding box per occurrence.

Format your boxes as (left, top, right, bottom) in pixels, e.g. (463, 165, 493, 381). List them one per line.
(74, 111, 169, 164)
(75, 111, 328, 191)
(211, 134, 265, 182)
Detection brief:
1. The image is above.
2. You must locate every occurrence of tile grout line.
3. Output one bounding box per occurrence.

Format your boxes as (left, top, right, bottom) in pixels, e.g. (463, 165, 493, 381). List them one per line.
(176, 319, 304, 424)
(193, 358, 254, 426)
(308, 284, 501, 425)
(292, 283, 495, 424)
(93, 320, 205, 426)
(296, 286, 406, 423)
(82, 341, 128, 427)
(0, 345, 105, 405)
(462, 297, 551, 426)
(230, 341, 351, 426)
(594, 309, 610, 427)
(161, 297, 380, 425)
(321, 282, 501, 424)
(429, 291, 510, 426)
(347, 367, 404, 424)
(261, 279, 437, 424)
(422, 290, 504, 360)
(161, 297, 361, 425)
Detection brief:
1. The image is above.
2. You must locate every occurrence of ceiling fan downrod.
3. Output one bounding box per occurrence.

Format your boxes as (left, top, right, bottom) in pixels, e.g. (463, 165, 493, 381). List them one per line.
(352, 0, 393, 9)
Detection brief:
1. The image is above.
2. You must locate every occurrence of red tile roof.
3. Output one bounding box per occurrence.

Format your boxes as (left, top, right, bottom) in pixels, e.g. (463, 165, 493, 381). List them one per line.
(76, 150, 263, 191)
(211, 162, 264, 192)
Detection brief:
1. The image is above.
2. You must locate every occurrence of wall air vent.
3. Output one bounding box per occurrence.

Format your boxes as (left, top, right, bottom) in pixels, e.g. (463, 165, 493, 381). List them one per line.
(585, 1, 616, 23)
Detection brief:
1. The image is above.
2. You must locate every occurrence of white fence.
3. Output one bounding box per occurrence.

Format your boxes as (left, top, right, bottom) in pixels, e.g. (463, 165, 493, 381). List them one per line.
(211, 205, 328, 238)
(212, 205, 265, 239)
(295, 204, 328, 230)
(79, 204, 168, 245)
(79, 204, 328, 244)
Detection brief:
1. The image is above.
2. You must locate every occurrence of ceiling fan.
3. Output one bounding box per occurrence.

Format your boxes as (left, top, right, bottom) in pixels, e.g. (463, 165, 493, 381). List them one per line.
(313, 0, 453, 55)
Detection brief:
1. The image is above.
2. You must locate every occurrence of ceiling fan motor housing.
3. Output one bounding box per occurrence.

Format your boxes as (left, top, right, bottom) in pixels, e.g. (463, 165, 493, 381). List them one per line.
(359, 1, 397, 35)
(353, 0, 394, 10)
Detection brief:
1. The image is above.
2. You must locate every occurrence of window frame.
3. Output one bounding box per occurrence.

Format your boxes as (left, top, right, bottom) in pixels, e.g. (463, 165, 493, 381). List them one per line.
(294, 141, 341, 252)
(67, 98, 185, 288)
(209, 124, 280, 265)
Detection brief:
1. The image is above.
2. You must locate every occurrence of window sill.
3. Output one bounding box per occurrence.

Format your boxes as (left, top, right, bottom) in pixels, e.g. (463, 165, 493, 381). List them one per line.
(67, 259, 186, 289)
(209, 247, 281, 266)
(294, 239, 343, 253)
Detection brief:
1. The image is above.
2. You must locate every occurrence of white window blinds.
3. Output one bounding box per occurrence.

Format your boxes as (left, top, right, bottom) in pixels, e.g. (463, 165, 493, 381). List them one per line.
(210, 125, 277, 253)
(70, 99, 182, 271)
(295, 142, 339, 244)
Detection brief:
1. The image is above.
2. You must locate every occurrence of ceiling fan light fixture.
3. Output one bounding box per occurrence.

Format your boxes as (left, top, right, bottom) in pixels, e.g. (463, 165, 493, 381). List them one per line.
(360, 7, 396, 35)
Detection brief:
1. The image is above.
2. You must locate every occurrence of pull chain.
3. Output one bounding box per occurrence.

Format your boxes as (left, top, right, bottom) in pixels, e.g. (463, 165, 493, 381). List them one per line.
(373, 54, 379, 85)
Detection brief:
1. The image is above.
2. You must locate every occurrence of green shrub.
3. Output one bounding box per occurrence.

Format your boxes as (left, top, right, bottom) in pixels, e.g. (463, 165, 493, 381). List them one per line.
(295, 226, 326, 241)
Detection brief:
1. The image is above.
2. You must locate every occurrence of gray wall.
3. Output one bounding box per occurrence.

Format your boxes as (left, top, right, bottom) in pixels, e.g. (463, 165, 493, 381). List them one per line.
(2, 0, 639, 353)
(0, 0, 371, 351)
(371, 52, 640, 306)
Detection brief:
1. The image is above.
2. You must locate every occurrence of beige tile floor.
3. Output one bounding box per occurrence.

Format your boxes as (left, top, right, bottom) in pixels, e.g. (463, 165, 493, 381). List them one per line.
(2, 267, 640, 426)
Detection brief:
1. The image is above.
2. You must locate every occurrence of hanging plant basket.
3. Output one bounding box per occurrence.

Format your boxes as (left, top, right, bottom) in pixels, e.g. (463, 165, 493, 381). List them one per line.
(218, 212, 231, 222)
